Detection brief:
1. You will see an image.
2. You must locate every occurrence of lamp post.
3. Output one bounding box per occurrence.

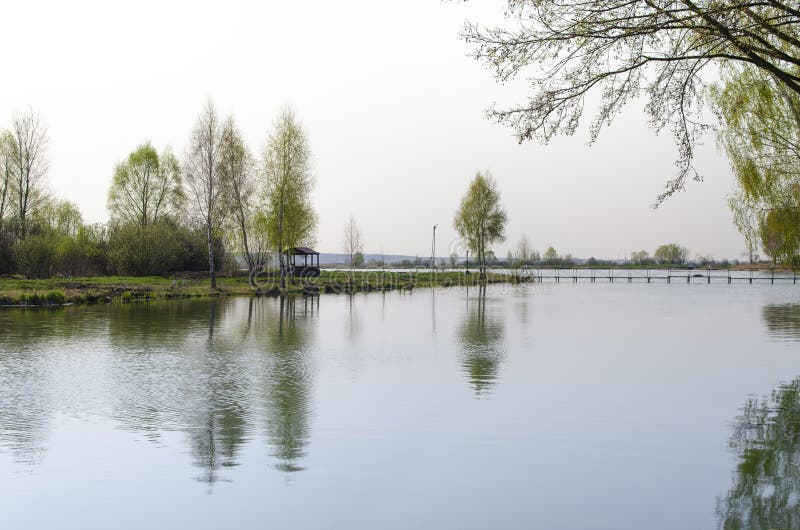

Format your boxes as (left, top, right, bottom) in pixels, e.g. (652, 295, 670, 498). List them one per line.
(431, 224, 437, 272)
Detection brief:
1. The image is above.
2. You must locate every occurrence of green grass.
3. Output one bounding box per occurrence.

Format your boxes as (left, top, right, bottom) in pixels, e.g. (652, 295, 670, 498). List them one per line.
(0, 269, 520, 307)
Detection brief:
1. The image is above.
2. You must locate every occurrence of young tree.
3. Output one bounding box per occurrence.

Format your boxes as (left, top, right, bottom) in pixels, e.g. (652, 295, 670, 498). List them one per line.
(10, 110, 48, 236)
(630, 250, 651, 265)
(0, 130, 14, 229)
(654, 243, 689, 265)
(463, 2, 800, 204)
(343, 215, 363, 280)
(281, 193, 317, 279)
(108, 142, 183, 227)
(516, 234, 532, 266)
(453, 172, 507, 281)
(543, 246, 559, 265)
(184, 100, 226, 289)
(263, 108, 315, 290)
(40, 199, 83, 236)
(219, 116, 269, 289)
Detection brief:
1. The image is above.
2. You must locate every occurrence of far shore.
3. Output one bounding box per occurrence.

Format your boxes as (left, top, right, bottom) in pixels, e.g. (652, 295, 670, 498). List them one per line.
(1, 263, 795, 308)
(0, 270, 515, 308)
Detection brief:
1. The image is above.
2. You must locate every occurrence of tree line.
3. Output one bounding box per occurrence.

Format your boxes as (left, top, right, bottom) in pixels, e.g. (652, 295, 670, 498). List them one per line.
(0, 102, 316, 288)
(451, 172, 705, 277)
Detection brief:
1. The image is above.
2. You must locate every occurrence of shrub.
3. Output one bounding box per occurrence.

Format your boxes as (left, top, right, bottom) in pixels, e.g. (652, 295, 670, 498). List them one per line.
(45, 290, 66, 305)
(107, 220, 225, 276)
(0, 227, 14, 274)
(107, 221, 186, 276)
(56, 225, 108, 276)
(13, 233, 59, 278)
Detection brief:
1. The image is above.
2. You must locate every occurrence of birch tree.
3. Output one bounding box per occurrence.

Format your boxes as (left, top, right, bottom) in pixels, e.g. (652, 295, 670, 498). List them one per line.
(515, 234, 532, 266)
(263, 108, 315, 290)
(454, 172, 507, 281)
(0, 131, 13, 230)
(220, 116, 269, 288)
(343, 215, 363, 280)
(10, 110, 48, 236)
(184, 101, 226, 289)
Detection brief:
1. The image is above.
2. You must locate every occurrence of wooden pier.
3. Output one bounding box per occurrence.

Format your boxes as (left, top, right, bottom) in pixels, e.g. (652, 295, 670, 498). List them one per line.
(514, 268, 799, 285)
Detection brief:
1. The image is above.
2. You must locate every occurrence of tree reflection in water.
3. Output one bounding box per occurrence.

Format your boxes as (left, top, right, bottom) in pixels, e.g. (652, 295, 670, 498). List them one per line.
(717, 378, 800, 530)
(262, 295, 317, 472)
(456, 286, 505, 397)
(0, 307, 101, 465)
(106, 300, 251, 486)
(186, 301, 250, 485)
(761, 304, 800, 341)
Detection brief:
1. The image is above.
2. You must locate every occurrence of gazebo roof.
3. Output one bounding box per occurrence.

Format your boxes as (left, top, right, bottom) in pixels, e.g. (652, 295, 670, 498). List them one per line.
(290, 246, 319, 255)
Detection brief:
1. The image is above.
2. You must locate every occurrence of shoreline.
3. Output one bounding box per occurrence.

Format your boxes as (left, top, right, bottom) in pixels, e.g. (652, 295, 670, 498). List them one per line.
(0, 270, 517, 308)
(2, 264, 796, 308)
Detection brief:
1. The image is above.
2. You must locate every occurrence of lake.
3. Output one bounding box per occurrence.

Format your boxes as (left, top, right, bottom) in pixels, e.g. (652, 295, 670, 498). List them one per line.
(1, 283, 799, 529)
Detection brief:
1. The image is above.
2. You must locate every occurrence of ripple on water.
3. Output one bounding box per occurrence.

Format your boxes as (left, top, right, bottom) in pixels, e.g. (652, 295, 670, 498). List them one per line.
(761, 304, 800, 341)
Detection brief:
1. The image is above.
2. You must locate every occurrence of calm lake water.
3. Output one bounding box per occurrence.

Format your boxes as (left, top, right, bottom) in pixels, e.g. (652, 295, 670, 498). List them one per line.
(1, 284, 799, 529)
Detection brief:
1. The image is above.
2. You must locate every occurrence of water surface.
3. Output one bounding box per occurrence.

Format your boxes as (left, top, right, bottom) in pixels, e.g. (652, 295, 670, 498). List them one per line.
(1, 284, 799, 529)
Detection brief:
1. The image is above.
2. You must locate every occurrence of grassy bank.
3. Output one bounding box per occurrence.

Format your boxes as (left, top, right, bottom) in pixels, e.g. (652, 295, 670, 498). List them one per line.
(0, 270, 516, 307)
(4, 264, 791, 307)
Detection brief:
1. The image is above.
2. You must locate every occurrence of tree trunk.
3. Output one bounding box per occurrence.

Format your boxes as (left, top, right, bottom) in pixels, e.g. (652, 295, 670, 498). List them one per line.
(207, 221, 217, 290)
(278, 248, 286, 291)
(479, 239, 486, 282)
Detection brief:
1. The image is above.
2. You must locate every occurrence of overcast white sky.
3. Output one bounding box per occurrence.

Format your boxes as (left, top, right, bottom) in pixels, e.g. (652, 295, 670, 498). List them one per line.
(0, 0, 746, 260)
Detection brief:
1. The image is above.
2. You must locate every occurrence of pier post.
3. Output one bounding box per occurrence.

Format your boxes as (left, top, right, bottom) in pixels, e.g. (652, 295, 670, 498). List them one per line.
(750, 270, 753, 284)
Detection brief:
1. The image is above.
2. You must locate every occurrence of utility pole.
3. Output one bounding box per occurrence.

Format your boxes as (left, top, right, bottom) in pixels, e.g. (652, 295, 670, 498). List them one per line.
(431, 224, 437, 272)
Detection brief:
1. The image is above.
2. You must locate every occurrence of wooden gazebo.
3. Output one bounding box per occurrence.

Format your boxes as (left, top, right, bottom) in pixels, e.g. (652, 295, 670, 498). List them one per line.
(288, 247, 321, 278)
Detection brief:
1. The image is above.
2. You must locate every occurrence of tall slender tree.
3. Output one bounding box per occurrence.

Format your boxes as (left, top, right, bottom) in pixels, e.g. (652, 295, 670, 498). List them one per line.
(10, 110, 48, 236)
(0, 130, 14, 230)
(184, 101, 226, 289)
(220, 116, 269, 288)
(343, 215, 363, 281)
(263, 108, 315, 290)
(454, 172, 507, 281)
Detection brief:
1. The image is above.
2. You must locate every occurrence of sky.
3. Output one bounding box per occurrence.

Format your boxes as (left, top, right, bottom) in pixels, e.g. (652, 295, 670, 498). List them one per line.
(0, 0, 746, 260)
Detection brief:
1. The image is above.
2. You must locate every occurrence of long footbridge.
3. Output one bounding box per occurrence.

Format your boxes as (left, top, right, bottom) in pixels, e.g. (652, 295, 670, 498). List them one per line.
(513, 268, 798, 285)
